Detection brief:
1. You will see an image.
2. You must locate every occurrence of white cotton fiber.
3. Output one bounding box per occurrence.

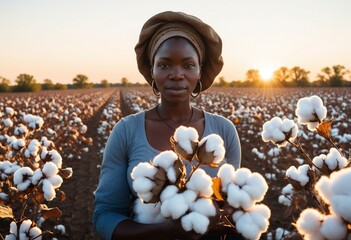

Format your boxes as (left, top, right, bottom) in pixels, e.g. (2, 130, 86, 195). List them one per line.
(167, 167, 176, 183)
(32, 169, 43, 186)
(199, 134, 225, 163)
(152, 151, 178, 170)
(132, 177, 155, 194)
(242, 172, 268, 201)
(233, 168, 251, 186)
(42, 162, 58, 177)
(29, 226, 42, 240)
(181, 190, 197, 206)
(19, 219, 31, 234)
(286, 164, 310, 187)
(331, 195, 351, 222)
(42, 179, 56, 201)
(296, 208, 323, 235)
(138, 192, 153, 202)
(47, 175, 63, 188)
(312, 154, 327, 169)
(181, 212, 209, 234)
(320, 215, 347, 239)
(186, 168, 213, 197)
(174, 126, 199, 154)
(315, 175, 331, 204)
(324, 148, 347, 170)
(133, 198, 166, 224)
(232, 204, 270, 240)
(227, 183, 253, 209)
(160, 185, 178, 202)
(191, 198, 216, 217)
(160, 193, 189, 219)
(217, 163, 235, 192)
(48, 150, 62, 168)
(131, 162, 157, 179)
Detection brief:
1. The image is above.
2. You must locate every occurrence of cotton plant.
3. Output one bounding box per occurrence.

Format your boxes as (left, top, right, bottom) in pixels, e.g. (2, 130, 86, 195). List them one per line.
(0, 109, 72, 239)
(261, 95, 351, 239)
(131, 126, 270, 239)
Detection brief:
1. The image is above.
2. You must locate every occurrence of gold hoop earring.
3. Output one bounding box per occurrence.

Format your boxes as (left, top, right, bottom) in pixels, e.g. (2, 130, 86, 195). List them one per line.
(191, 81, 202, 98)
(152, 80, 161, 97)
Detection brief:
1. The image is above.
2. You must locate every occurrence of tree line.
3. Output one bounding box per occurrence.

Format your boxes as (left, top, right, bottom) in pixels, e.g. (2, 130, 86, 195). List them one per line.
(214, 65, 351, 88)
(1, 65, 350, 92)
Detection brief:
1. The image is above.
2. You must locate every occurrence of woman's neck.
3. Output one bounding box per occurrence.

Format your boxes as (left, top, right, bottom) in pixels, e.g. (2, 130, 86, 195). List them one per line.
(156, 101, 193, 123)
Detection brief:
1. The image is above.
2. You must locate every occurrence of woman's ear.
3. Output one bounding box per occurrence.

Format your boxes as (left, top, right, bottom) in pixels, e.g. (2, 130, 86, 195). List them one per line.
(150, 65, 154, 78)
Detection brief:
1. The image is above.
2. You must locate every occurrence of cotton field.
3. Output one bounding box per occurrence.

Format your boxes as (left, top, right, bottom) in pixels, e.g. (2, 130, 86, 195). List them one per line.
(1, 87, 350, 239)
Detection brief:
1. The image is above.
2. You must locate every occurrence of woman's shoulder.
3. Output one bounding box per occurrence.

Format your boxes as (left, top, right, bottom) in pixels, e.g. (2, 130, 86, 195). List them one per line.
(113, 111, 145, 133)
(204, 111, 234, 126)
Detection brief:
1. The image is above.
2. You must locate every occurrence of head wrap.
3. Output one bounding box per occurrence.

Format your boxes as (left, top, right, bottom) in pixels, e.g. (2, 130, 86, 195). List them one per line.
(135, 11, 223, 91)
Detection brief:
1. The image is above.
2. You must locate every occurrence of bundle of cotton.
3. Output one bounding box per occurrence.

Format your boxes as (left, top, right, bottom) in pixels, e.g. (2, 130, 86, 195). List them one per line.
(5, 219, 42, 240)
(217, 164, 270, 239)
(312, 148, 348, 175)
(132, 126, 271, 238)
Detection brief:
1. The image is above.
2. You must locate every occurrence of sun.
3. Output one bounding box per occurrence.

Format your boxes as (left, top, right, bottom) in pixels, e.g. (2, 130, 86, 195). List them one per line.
(259, 66, 275, 81)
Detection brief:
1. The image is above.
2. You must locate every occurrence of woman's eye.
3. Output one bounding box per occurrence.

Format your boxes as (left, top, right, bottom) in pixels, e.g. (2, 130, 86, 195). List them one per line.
(185, 63, 195, 69)
(158, 63, 168, 69)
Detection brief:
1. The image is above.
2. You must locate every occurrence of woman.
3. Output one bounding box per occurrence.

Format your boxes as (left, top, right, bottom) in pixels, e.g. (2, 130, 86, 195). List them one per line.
(93, 11, 242, 240)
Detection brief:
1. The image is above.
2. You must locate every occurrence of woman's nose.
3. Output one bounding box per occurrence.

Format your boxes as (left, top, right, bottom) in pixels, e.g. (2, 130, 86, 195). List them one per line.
(169, 66, 184, 80)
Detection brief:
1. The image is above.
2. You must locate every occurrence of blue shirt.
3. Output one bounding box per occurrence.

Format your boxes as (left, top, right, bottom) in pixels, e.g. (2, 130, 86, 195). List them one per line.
(93, 110, 241, 240)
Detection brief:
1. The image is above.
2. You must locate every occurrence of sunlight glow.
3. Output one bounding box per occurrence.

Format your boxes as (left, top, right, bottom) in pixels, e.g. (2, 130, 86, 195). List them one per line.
(259, 66, 275, 81)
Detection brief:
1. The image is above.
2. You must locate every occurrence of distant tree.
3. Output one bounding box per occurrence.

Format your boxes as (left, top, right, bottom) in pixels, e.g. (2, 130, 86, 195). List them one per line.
(72, 74, 92, 89)
(12, 74, 40, 92)
(41, 79, 55, 90)
(272, 67, 290, 87)
(290, 66, 310, 87)
(54, 83, 68, 90)
(317, 65, 349, 87)
(121, 77, 130, 87)
(101, 79, 110, 88)
(0, 76, 11, 92)
(245, 69, 262, 87)
(215, 76, 229, 87)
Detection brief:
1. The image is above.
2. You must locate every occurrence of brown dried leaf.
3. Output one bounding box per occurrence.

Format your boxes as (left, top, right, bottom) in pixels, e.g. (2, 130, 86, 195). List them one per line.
(316, 118, 333, 139)
(212, 178, 224, 201)
(170, 136, 198, 161)
(0, 204, 13, 219)
(59, 168, 73, 179)
(173, 159, 186, 186)
(41, 207, 62, 219)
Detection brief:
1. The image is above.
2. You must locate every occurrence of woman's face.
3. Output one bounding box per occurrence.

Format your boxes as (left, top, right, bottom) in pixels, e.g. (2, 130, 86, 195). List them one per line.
(151, 37, 201, 102)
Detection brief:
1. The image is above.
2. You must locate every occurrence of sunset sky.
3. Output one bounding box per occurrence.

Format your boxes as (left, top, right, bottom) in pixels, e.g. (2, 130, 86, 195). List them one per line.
(1, 0, 351, 84)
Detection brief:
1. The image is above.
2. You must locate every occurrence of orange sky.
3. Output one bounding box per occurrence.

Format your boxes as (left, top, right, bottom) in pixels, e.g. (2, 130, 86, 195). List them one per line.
(1, 0, 351, 84)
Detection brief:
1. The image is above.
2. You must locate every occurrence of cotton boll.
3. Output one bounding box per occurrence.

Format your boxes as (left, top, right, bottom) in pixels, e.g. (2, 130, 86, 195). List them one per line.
(190, 198, 216, 217)
(133, 198, 165, 224)
(160, 194, 189, 219)
(42, 179, 56, 201)
(227, 183, 253, 209)
(174, 126, 199, 154)
(152, 151, 178, 170)
(242, 172, 268, 201)
(325, 148, 347, 171)
(131, 162, 157, 179)
(32, 169, 43, 185)
(286, 164, 310, 187)
(42, 162, 59, 177)
(48, 150, 62, 168)
(160, 185, 179, 202)
(217, 163, 235, 192)
(138, 192, 153, 202)
(296, 208, 323, 236)
(181, 212, 210, 234)
(186, 169, 213, 197)
(320, 215, 347, 240)
(48, 175, 63, 188)
(331, 195, 351, 222)
(167, 167, 176, 183)
(233, 168, 251, 186)
(315, 175, 332, 204)
(14, 167, 33, 191)
(232, 205, 270, 240)
(19, 219, 31, 234)
(200, 134, 225, 163)
(133, 177, 155, 194)
(29, 226, 42, 240)
(181, 190, 197, 206)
